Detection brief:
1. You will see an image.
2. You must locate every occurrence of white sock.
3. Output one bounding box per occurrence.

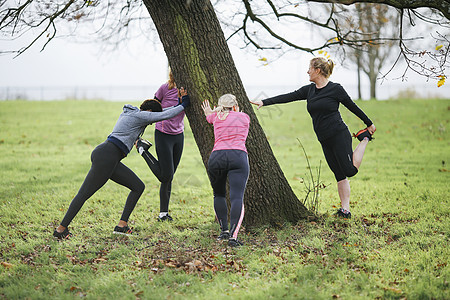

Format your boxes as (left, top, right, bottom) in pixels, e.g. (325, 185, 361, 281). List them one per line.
(159, 212, 168, 218)
(138, 147, 145, 155)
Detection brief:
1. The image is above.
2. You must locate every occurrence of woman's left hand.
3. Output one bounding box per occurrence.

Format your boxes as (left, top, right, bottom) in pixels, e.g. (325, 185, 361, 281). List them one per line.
(179, 87, 188, 97)
(367, 124, 376, 135)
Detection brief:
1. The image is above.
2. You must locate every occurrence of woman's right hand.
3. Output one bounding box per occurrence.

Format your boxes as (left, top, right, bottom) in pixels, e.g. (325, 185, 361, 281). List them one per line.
(249, 99, 263, 109)
(201, 100, 214, 116)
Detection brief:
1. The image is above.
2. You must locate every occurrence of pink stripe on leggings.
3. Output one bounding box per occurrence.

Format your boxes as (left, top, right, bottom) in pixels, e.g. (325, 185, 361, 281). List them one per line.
(232, 203, 245, 239)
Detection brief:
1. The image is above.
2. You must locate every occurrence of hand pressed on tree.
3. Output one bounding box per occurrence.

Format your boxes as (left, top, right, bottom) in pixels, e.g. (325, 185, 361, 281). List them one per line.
(178, 87, 190, 108)
(201, 100, 214, 116)
(249, 99, 263, 109)
(178, 87, 187, 97)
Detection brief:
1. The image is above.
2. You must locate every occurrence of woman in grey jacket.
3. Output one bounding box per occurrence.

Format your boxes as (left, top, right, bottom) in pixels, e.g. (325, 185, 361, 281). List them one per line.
(53, 90, 190, 239)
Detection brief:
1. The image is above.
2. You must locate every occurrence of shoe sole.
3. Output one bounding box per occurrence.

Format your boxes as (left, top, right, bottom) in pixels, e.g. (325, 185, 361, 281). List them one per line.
(354, 129, 373, 141)
(113, 231, 133, 236)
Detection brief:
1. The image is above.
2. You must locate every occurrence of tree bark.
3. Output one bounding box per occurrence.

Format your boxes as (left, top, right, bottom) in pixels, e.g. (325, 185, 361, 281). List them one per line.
(307, 0, 450, 20)
(356, 49, 362, 100)
(367, 46, 378, 99)
(143, 0, 313, 227)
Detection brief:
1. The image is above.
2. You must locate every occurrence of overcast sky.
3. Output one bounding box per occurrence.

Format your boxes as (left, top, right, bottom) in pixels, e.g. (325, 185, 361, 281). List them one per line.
(0, 12, 448, 101)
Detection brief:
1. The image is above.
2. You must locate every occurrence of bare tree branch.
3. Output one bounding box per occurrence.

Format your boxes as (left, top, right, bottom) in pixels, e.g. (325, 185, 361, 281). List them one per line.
(378, 8, 449, 81)
(238, 0, 405, 54)
(307, 0, 450, 20)
(1, 0, 448, 83)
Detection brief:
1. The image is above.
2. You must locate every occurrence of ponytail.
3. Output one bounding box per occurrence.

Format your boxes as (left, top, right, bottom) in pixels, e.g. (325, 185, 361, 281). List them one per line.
(168, 68, 176, 90)
(310, 57, 334, 78)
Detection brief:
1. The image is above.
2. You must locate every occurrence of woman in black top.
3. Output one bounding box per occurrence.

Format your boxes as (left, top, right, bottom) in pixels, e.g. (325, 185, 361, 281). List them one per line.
(250, 57, 376, 218)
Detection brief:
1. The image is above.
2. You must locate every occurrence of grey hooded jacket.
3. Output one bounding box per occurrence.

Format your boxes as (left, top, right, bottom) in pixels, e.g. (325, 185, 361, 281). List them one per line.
(107, 104, 185, 155)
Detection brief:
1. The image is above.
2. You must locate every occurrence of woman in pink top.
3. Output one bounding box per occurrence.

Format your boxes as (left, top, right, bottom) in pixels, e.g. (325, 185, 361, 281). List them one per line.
(201, 94, 250, 247)
(137, 69, 186, 222)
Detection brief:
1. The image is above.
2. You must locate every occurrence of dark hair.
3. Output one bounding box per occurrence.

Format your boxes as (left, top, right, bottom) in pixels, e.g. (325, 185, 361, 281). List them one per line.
(140, 99, 162, 112)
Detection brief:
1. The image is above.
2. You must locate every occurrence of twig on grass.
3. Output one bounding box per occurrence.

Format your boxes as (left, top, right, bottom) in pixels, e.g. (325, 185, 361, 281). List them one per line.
(297, 138, 327, 215)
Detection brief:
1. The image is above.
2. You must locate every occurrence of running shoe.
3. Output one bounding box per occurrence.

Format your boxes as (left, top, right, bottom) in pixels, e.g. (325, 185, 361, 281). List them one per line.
(53, 228, 72, 240)
(157, 214, 173, 222)
(217, 231, 230, 241)
(228, 238, 243, 247)
(136, 138, 152, 154)
(353, 128, 373, 141)
(335, 208, 352, 219)
(113, 225, 134, 236)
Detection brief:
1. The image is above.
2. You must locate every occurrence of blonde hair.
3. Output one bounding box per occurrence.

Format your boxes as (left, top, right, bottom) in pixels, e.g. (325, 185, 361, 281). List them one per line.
(310, 57, 334, 78)
(214, 94, 238, 120)
(168, 68, 176, 89)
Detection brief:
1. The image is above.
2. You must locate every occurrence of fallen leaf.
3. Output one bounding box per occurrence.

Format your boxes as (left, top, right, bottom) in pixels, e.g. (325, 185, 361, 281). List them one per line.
(385, 287, 402, 294)
(135, 291, 144, 297)
(1, 262, 13, 268)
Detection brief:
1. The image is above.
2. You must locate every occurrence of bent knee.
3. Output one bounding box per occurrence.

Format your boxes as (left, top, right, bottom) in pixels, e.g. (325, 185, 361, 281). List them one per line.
(159, 173, 174, 183)
(334, 167, 358, 182)
(135, 180, 145, 194)
(345, 167, 358, 178)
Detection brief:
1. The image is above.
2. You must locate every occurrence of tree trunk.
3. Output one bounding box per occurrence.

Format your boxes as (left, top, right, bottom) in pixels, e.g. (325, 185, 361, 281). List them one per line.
(356, 49, 362, 100)
(368, 47, 377, 99)
(143, 0, 313, 227)
(369, 72, 377, 99)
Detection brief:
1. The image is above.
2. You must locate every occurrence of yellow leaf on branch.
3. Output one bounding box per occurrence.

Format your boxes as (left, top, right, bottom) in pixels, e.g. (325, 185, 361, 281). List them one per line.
(436, 45, 443, 51)
(437, 76, 446, 87)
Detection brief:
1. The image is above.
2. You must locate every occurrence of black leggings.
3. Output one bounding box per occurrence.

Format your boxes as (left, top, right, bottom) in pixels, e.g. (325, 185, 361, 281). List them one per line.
(207, 150, 249, 239)
(60, 141, 145, 227)
(320, 129, 358, 182)
(141, 130, 184, 212)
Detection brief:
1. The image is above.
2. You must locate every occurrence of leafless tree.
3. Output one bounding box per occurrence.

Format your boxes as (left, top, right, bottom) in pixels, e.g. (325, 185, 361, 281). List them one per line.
(335, 3, 401, 99)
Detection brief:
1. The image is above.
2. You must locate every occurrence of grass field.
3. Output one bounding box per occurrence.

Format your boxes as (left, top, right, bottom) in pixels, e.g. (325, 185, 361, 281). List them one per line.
(0, 98, 448, 299)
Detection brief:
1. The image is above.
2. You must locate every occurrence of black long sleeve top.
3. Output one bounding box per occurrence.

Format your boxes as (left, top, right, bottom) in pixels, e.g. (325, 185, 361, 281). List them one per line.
(262, 82, 373, 142)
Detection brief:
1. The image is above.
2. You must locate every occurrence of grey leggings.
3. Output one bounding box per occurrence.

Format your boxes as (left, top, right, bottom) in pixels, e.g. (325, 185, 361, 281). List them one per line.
(140, 130, 184, 212)
(207, 150, 249, 239)
(60, 141, 145, 227)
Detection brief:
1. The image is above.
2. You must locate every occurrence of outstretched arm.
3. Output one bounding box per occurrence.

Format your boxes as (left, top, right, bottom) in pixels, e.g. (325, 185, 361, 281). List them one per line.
(138, 91, 190, 125)
(250, 87, 308, 109)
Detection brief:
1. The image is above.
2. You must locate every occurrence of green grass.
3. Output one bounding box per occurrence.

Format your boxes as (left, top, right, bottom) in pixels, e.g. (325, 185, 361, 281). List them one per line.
(0, 98, 448, 299)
